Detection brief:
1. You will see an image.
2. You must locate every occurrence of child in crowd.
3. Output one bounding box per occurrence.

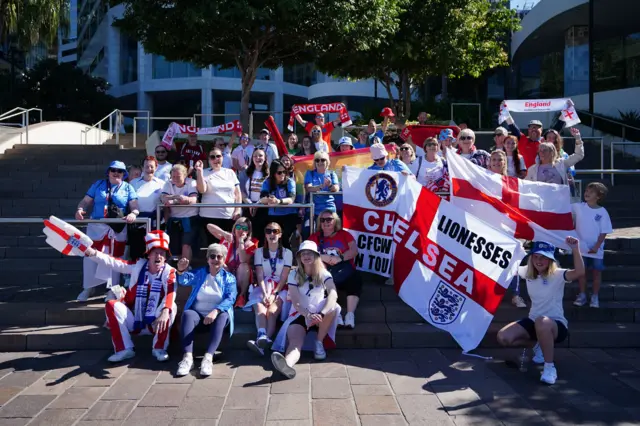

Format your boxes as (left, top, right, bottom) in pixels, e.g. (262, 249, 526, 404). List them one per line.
(126, 165, 142, 182)
(572, 182, 613, 308)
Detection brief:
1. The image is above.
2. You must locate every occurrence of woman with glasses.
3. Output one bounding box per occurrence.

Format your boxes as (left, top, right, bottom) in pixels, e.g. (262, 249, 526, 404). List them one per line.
(75, 160, 140, 301)
(161, 164, 199, 264)
(297, 135, 317, 156)
(398, 143, 421, 176)
(196, 148, 242, 245)
(260, 160, 298, 249)
(309, 210, 360, 328)
(456, 129, 490, 169)
(231, 132, 255, 173)
(206, 217, 258, 308)
(175, 244, 238, 377)
(310, 125, 329, 153)
(419, 138, 450, 196)
(367, 143, 412, 175)
(526, 128, 584, 185)
(491, 127, 509, 152)
(279, 155, 295, 179)
(246, 222, 293, 356)
(286, 133, 299, 155)
(271, 241, 340, 379)
(304, 151, 339, 233)
(239, 148, 269, 242)
(503, 136, 526, 178)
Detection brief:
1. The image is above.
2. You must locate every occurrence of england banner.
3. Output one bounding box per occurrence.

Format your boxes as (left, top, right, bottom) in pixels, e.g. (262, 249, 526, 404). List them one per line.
(498, 98, 580, 127)
(161, 121, 242, 149)
(342, 167, 525, 351)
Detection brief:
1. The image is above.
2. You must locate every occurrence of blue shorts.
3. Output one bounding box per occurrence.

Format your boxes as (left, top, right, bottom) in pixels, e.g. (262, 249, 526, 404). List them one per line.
(583, 257, 605, 271)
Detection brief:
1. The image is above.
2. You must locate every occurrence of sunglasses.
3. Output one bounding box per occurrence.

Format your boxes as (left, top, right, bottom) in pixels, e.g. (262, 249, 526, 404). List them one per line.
(265, 228, 281, 235)
(311, 130, 321, 134)
(320, 217, 334, 223)
(494, 134, 502, 137)
(240, 136, 249, 141)
(209, 254, 224, 260)
(399, 147, 411, 151)
(218, 143, 229, 147)
(109, 168, 124, 174)
(314, 159, 327, 163)
(459, 136, 474, 141)
(155, 150, 167, 154)
(275, 170, 286, 175)
(316, 115, 324, 119)
(235, 224, 249, 232)
(210, 154, 223, 159)
(425, 143, 438, 147)
(374, 157, 385, 162)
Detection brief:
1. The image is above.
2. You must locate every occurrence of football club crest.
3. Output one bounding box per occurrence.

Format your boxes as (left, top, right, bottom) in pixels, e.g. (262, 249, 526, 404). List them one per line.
(428, 281, 466, 325)
(594, 214, 602, 222)
(365, 173, 398, 207)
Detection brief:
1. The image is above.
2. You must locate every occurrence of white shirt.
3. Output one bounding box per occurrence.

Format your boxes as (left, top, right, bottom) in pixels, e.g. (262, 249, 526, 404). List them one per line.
(245, 171, 266, 203)
(254, 248, 293, 281)
(200, 168, 239, 219)
(414, 146, 425, 157)
(130, 176, 164, 213)
(519, 266, 569, 328)
(315, 141, 329, 153)
(420, 157, 447, 188)
(232, 145, 255, 170)
(155, 162, 173, 182)
(193, 274, 223, 316)
(506, 155, 526, 177)
(287, 269, 332, 315)
(221, 149, 233, 169)
(572, 202, 613, 259)
(161, 178, 198, 218)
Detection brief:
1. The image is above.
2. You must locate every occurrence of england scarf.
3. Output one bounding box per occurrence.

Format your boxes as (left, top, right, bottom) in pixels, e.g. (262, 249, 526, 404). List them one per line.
(161, 120, 242, 149)
(498, 98, 580, 127)
(133, 263, 165, 330)
(287, 103, 352, 131)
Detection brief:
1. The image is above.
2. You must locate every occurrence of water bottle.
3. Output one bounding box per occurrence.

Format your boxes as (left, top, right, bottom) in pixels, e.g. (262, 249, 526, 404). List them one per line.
(518, 347, 529, 372)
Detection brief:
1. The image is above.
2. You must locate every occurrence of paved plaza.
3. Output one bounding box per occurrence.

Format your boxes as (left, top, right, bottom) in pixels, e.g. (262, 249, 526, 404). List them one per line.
(0, 348, 640, 425)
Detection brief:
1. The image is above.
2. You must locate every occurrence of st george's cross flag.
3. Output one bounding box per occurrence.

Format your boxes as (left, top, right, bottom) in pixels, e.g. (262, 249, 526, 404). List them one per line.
(446, 151, 587, 252)
(342, 167, 525, 351)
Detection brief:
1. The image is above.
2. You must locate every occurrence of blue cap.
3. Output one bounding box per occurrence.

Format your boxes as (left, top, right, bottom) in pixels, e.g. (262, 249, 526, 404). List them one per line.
(530, 241, 556, 261)
(106, 160, 128, 179)
(438, 128, 454, 141)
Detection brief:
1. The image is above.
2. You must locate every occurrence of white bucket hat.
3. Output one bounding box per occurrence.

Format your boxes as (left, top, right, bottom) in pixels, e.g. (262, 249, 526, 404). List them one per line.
(370, 143, 388, 160)
(297, 240, 320, 255)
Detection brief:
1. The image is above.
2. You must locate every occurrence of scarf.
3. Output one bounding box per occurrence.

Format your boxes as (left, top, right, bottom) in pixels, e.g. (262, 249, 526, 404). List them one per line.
(133, 262, 165, 330)
(161, 120, 243, 149)
(498, 98, 580, 127)
(287, 103, 352, 131)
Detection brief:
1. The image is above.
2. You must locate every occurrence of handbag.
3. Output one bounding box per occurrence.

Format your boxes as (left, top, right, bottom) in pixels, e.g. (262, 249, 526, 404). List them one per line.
(105, 180, 127, 233)
(328, 260, 355, 285)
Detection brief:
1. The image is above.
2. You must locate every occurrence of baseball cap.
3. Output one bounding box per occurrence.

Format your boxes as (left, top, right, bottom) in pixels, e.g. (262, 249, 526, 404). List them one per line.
(530, 241, 556, 262)
(494, 126, 508, 136)
(528, 120, 543, 128)
(438, 128, 454, 141)
(338, 136, 353, 146)
(260, 128, 270, 135)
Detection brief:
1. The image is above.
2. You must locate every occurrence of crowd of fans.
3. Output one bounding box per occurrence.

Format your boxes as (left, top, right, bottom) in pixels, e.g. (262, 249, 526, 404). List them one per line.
(73, 108, 613, 385)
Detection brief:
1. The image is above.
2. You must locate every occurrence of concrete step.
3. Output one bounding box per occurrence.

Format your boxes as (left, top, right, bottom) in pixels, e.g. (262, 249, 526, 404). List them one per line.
(0, 246, 63, 259)
(556, 250, 640, 267)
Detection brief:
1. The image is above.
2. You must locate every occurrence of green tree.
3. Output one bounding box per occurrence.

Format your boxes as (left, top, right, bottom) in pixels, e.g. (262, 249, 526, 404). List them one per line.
(0, 0, 69, 53)
(114, 0, 403, 129)
(316, 0, 520, 120)
(13, 59, 118, 123)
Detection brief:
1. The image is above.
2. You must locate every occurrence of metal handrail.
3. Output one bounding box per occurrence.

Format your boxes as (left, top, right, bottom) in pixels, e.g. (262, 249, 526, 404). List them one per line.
(578, 109, 640, 134)
(0, 107, 28, 120)
(0, 217, 152, 230)
(0, 108, 43, 145)
(81, 109, 151, 146)
(192, 113, 240, 128)
(249, 110, 286, 136)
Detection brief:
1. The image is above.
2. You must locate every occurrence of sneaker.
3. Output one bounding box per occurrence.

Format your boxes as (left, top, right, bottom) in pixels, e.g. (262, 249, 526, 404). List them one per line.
(573, 293, 587, 307)
(234, 294, 247, 308)
(590, 294, 600, 308)
(512, 295, 527, 308)
(247, 340, 265, 356)
(200, 357, 214, 376)
(532, 343, 544, 364)
(176, 357, 193, 376)
(344, 312, 355, 329)
(152, 349, 169, 362)
(314, 340, 326, 360)
(256, 333, 272, 350)
(336, 315, 344, 327)
(107, 348, 135, 363)
(540, 364, 557, 385)
(76, 288, 94, 302)
(271, 352, 296, 379)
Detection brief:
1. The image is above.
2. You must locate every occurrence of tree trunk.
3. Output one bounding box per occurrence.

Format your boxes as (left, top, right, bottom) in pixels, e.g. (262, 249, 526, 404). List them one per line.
(402, 72, 411, 121)
(238, 62, 258, 134)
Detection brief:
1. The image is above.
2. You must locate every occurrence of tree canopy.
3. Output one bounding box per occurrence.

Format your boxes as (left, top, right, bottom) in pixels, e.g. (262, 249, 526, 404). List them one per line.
(316, 0, 521, 119)
(114, 0, 404, 128)
(0, 0, 68, 50)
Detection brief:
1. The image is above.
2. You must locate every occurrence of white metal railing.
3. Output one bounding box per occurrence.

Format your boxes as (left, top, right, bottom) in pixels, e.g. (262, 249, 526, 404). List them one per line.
(81, 109, 151, 146)
(192, 113, 240, 128)
(0, 108, 44, 145)
(134, 116, 195, 148)
(609, 142, 640, 186)
(578, 110, 640, 140)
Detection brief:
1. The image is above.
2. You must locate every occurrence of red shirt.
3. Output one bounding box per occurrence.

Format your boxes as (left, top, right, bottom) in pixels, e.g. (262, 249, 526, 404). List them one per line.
(180, 143, 207, 168)
(518, 135, 540, 169)
(305, 121, 336, 147)
(309, 230, 355, 267)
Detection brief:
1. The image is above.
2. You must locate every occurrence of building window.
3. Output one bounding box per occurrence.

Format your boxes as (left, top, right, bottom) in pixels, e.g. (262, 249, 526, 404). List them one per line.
(213, 66, 271, 80)
(120, 36, 137, 84)
(593, 37, 625, 92)
(89, 47, 104, 75)
(152, 55, 201, 79)
(283, 64, 317, 86)
(625, 33, 640, 88)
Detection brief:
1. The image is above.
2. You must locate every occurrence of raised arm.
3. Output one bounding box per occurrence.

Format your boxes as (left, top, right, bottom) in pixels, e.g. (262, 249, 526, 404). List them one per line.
(295, 114, 307, 127)
(206, 223, 232, 243)
(194, 161, 206, 194)
(564, 236, 585, 282)
(85, 250, 135, 275)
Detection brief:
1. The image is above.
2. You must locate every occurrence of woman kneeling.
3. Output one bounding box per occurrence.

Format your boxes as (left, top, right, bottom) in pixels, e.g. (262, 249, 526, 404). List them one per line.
(175, 244, 238, 377)
(497, 237, 584, 385)
(270, 241, 340, 379)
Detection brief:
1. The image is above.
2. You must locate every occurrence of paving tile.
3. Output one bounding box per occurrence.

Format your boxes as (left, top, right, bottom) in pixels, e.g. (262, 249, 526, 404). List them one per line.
(82, 400, 137, 421)
(386, 373, 431, 395)
(0, 395, 55, 418)
(175, 396, 224, 419)
(311, 377, 351, 399)
(101, 374, 156, 400)
(266, 421, 312, 426)
(351, 384, 394, 396)
(431, 386, 485, 415)
(21, 378, 76, 395)
(266, 394, 310, 421)
(348, 367, 387, 385)
(171, 420, 213, 426)
(359, 414, 408, 426)
(29, 408, 86, 425)
(76, 422, 123, 426)
(484, 396, 548, 425)
(49, 387, 106, 409)
(0, 371, 46, 388)
(138, 384, 190, 407)
(0, 386, 22, 406)
(271, 364, 310, 394)
(312, 399, 357, 425)
(208, 362, 236, 379)
(223, 386, 270, 410)
(122, 406, 178, 426)
(156, 371, 196, 384)
(396, 395, 453, 425)
(186, 378, 232, 398)
(310, 362, 347, 378)
(0, 419, 29, 426)
(217, 409, 266, 426)
(231, 365, 273, 387)
(72, 365, 128, 387)
(354, 395, 401, 415)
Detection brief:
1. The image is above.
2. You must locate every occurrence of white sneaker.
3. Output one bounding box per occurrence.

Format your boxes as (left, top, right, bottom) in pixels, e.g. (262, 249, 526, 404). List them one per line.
(200, 357, 214, 376)
(77, 288, 93, 302)
(247, 340, 265, 356)
(540, 364, 557, 385)
(590, 294, 600, 308)
(107, 348, 135, 363)
(271, 352, 296, 379)
(314, 340, 326, 360)
(176, 357, 193, 376)
(152, 349, 169, 362)
(344, 312, 355, 329)
(532, 343, 544, 364)
(573, 293, 587, 307)
(336, 315, 344, 327)
(256, 333, 272, 350)
(512, 295, 527, 308)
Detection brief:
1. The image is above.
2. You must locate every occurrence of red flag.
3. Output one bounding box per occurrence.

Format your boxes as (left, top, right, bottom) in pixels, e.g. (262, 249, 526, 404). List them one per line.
(265, 116, 288, 157)
(400, 125, 460, 146)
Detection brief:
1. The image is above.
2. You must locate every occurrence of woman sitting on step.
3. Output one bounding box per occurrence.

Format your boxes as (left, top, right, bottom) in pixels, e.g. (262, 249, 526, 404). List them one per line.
(175, 244, 238, 377)
(270, 241, 340, 380)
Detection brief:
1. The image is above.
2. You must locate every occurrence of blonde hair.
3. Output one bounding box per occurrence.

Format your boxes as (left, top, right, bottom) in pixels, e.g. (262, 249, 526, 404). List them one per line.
(400, 143, 416, 163)
(316, 209, 342, 232)
(490, 150, 507, 176)
(171, 164, 188, 177)
(586, 182, 608, 203)
(538, 142, 559, 164)
(313, 150, 330, 164)
(295, 250, 327, 288)
(525, 255, 558, 280)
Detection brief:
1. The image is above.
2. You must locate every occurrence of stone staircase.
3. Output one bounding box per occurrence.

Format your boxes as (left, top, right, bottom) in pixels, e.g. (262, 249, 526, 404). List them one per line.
(1, 144, 640, 352)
